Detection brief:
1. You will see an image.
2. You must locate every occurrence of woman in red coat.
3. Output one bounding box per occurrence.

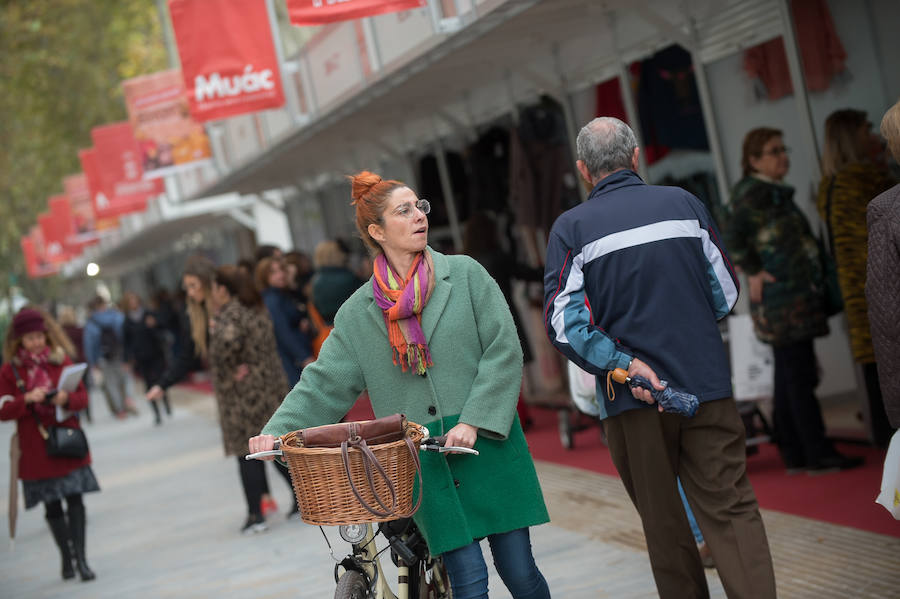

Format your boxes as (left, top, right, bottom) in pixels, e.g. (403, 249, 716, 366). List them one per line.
(1, 307, 99, 581)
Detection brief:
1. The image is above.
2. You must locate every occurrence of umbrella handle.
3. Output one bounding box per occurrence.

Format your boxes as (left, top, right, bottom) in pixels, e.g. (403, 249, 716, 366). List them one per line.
(611, 368, 629, 384)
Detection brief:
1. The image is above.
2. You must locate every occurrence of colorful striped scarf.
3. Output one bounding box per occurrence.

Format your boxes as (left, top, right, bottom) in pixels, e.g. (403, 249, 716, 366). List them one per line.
(372, 251, 435, 374)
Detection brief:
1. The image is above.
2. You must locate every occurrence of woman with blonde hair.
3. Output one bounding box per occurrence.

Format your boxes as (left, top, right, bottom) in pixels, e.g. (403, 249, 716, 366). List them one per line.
(1, 307, 98, 581)
(146, 255, 216, 405)
(818, 108, 896, 446)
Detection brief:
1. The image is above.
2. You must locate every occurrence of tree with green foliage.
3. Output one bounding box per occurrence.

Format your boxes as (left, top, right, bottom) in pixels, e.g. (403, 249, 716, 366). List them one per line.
(0, 0, 168, 303)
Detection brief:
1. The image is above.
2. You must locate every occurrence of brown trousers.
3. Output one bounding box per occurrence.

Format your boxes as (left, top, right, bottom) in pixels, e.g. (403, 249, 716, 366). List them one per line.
(604, 398, 776, 599)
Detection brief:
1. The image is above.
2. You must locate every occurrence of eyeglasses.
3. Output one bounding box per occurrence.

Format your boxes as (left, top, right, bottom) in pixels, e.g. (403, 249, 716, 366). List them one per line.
(761, 145, 790, 157)
(390, 198, 430, 219)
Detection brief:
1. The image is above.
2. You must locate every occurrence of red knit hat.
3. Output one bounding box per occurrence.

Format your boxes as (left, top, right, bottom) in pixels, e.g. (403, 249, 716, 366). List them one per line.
(12, 308, 46, 337)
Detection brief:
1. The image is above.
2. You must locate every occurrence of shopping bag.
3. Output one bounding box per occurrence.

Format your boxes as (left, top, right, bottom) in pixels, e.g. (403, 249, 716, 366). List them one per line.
(875, 429, 900, 520)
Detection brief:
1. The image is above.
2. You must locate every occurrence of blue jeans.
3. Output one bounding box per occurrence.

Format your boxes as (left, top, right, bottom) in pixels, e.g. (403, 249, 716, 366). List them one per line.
(677, 477, 704, 545)
(441, 527, 550, 599)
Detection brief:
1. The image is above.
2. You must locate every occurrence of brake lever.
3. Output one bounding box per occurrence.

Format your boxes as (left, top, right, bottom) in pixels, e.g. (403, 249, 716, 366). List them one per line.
(245, 438, 282, 460)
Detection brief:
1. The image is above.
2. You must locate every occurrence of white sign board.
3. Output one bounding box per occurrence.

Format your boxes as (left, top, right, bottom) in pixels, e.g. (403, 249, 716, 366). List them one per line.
(306, 22, 365, 109)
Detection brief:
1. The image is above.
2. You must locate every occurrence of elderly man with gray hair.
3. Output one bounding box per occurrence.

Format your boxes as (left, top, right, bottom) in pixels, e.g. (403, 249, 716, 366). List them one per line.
(543, 117, 775, 599)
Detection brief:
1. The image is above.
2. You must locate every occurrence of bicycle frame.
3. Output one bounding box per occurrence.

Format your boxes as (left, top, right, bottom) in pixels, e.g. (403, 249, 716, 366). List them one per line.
(335, 520, 451, 599)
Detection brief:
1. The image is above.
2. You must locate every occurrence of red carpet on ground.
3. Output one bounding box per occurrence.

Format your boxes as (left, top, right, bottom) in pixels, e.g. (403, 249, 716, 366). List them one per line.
(194, 383, 898, 538)
(521, 405, 899, 538)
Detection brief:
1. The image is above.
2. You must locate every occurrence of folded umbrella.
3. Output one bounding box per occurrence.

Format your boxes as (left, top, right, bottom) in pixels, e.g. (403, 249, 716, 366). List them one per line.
(608, 368, 699, 417)
(9, 432, 20, 549)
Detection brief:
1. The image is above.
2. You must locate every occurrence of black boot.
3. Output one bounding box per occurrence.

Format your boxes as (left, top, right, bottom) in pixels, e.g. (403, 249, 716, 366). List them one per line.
(67, 504, 96, 581)
(162, 392, 172, 416)
(150, 399, 162, 425)
(46, 515, 75, 580)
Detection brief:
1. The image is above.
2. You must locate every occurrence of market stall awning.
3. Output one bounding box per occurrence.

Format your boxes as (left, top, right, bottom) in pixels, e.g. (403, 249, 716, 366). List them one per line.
(187, 0, 781, 200)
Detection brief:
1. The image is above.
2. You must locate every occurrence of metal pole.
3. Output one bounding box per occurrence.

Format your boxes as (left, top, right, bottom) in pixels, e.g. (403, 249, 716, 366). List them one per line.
(155, 0, 179, 69)
(615, 64, 649, 181)
(606, 9, 649, 181)
(431, 125, 464, 252)
(265, 0, 303, 125)
(777, 0, 821, 178)
(679, 3, 732, 206)
(552, 44, 587, 202)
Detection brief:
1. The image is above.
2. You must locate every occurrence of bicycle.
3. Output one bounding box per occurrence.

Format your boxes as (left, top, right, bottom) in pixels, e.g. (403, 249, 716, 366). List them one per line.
(247, 432, 476, 598)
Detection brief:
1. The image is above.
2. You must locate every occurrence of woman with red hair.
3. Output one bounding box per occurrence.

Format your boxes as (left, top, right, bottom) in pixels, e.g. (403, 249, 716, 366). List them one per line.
(251, 172, 551, 599)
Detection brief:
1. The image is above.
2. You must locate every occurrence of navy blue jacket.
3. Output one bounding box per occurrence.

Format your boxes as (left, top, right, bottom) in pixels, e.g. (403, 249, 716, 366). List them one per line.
(543, 170, 739, 419)
(262, 288, 311, 387)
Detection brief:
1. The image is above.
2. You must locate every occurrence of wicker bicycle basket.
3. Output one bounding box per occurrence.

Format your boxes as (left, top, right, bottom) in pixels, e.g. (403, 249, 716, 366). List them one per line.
(279, 422, 425, 526)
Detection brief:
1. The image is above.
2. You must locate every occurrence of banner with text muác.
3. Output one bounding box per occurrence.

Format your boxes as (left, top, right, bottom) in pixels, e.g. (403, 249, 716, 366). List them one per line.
(170, 0, 285, 122)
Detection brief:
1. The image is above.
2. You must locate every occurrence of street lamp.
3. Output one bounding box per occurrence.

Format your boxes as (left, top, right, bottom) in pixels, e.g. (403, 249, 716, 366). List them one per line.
(86, 263, 100, 277)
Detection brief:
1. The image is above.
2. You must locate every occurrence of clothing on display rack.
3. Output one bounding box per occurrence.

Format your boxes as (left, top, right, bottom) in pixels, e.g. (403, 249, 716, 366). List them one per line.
(743, 0, 846, 100)
(637, 45, 709, 152)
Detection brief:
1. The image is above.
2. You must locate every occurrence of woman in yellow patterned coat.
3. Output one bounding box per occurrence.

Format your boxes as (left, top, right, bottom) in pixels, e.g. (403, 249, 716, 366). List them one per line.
(818, 108, 896, 446)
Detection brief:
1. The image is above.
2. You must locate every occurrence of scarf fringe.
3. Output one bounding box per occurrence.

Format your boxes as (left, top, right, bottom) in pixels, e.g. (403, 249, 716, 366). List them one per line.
(391, 343, 433, 375)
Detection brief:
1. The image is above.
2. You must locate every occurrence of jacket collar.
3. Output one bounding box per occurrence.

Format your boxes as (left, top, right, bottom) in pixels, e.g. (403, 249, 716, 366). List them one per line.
(365, 246, 451, 342)
(588, 169, 645, 201)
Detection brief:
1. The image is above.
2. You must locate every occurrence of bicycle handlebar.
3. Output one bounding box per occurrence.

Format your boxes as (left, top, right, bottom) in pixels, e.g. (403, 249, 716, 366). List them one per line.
(245, 434, 479, 461)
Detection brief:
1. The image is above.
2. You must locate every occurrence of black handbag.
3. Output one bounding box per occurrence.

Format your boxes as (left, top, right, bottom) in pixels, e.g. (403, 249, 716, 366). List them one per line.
(12, 364, 90, 460)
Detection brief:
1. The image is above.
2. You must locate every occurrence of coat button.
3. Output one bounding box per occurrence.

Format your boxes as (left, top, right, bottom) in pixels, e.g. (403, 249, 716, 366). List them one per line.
(427, 406, 436, 416)
(454, 479, 460, 488)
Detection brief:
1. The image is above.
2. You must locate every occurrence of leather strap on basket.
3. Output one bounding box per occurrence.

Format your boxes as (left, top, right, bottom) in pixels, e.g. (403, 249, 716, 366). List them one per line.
(342, 434, 423, 519)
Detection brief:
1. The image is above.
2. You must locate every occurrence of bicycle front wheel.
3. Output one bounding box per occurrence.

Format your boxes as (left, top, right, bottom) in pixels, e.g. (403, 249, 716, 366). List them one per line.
(334, 570, 369, 599)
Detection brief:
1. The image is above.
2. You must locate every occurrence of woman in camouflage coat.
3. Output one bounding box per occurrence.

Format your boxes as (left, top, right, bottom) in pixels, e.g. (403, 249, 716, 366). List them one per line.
(727, 127, 862, 474)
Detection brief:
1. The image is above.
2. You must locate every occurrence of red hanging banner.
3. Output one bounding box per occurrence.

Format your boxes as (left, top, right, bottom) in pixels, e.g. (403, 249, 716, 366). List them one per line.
(89, 122, 164, 219)
(20, 236, 46, 279)
(286, 0, 426, 25)
(121, 69, 213, 177)
(38, 210, 69, 265)
(169, 0, 286, 122)
(63, 173, 102, 244)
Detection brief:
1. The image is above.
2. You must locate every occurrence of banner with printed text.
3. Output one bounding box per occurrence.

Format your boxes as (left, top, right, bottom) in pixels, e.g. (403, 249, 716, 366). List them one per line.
(37, 210, 69, 266)
(88, 122, 165, 219)
(287, 0, 426, 25)
(122, 69, 212, 176)
(21, 234, 57, 278)
(170, 0, 285, 122)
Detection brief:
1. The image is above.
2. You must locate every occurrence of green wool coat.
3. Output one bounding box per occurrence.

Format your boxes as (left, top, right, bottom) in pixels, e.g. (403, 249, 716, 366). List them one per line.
(262, 247, 549, 555)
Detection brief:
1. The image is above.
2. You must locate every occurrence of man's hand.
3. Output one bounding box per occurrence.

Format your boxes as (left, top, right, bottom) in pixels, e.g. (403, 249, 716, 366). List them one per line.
(444, 422, 478, 452)
(248, 434, 277, 461)
(748, 270, 776, 303)
(627, 358, 665, 409)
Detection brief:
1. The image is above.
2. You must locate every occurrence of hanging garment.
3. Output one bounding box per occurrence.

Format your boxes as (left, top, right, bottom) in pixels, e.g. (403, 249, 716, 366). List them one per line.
(743, 0, 846, 100)
(637, 45, 709, 151)
(594, 69, 670, 165)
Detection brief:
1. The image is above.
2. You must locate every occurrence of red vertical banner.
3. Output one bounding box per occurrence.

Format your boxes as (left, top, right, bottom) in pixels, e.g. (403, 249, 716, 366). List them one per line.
(63, 173, 102, 243)
(38, 211, 69, 265)
(286, 0, 426, 25)
(89, 122, 164, 219)
(20, 236, 42, 278)
(121, 70, 212, 177)
(169, 0, 286, 122)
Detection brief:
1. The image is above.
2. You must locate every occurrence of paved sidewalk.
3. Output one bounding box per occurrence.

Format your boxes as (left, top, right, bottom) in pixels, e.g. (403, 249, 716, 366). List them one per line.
(2, 386, 897, 598)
